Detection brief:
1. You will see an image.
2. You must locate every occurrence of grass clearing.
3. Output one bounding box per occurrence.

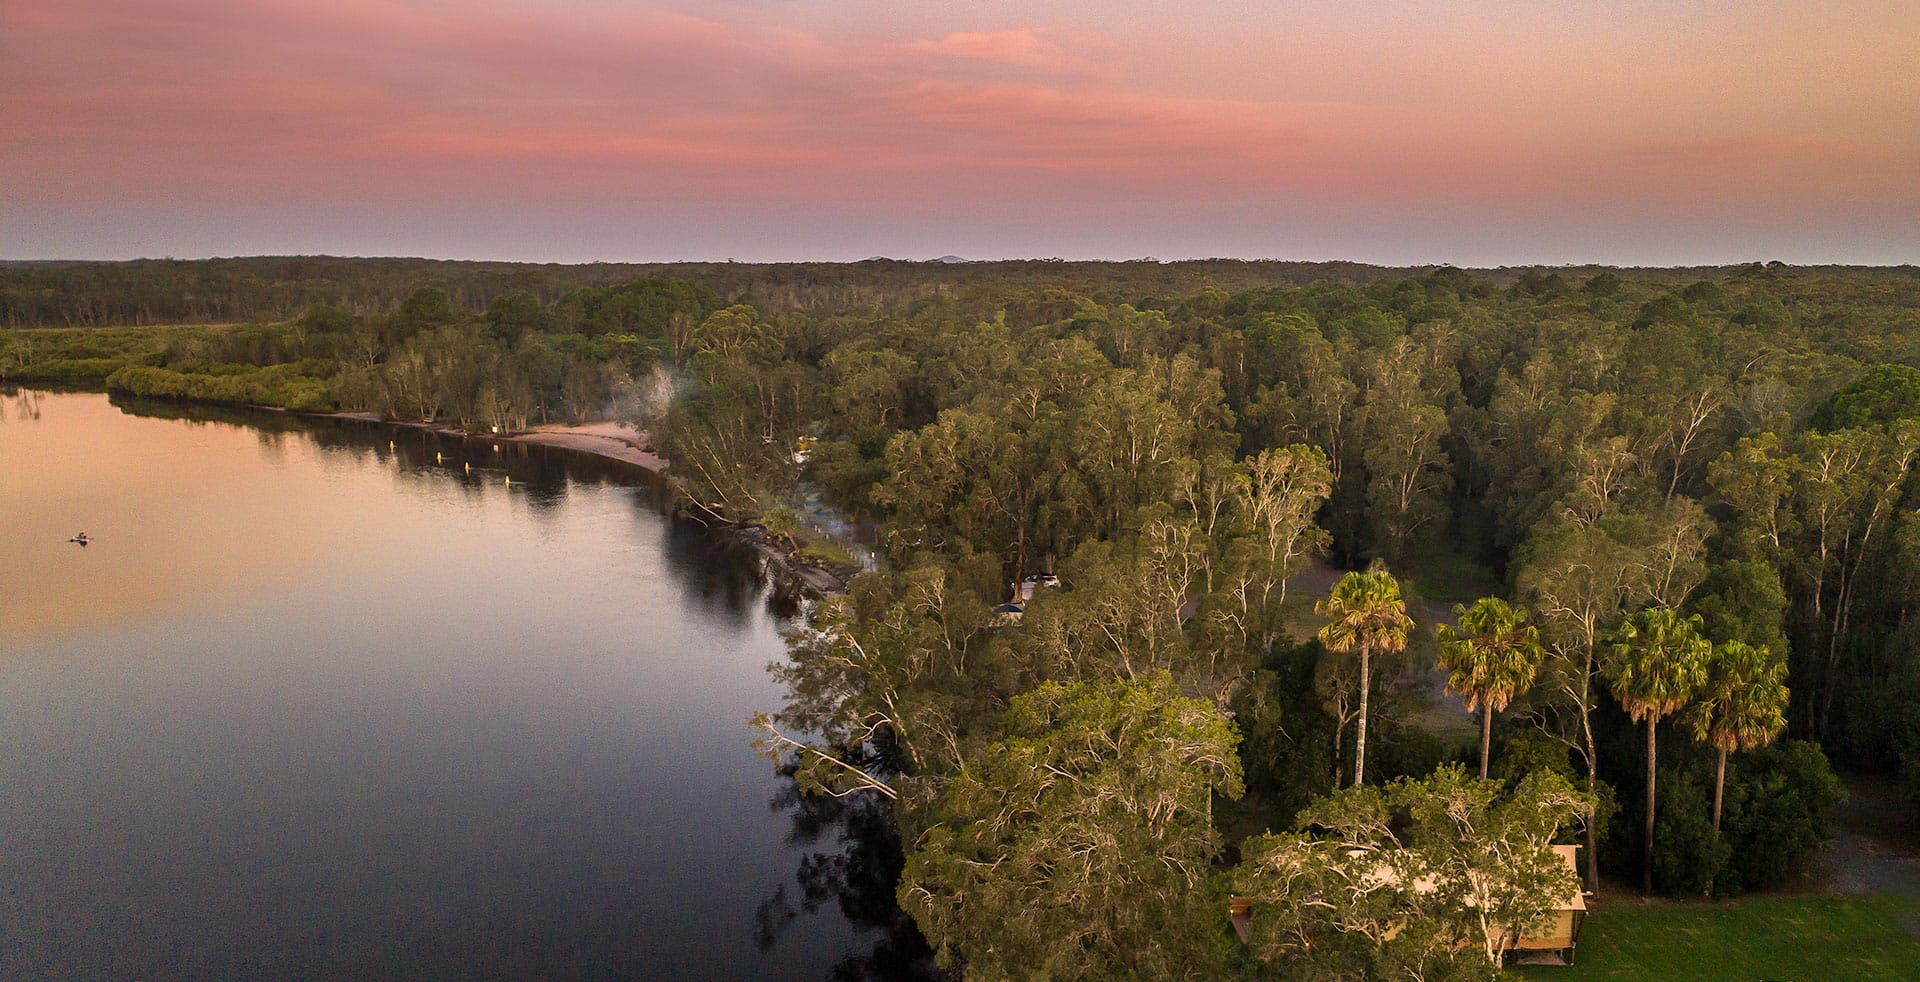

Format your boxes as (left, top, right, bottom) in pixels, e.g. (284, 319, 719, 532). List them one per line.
(799, 540, 858, 567)
(1518, 893, 1920, 981)
(1401, 552, 1501, 607)
(1281, 591, 1327, 643)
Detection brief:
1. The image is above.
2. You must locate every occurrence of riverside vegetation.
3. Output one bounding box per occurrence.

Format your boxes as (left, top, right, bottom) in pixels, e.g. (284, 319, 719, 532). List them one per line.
(7, 259, 1920, 978)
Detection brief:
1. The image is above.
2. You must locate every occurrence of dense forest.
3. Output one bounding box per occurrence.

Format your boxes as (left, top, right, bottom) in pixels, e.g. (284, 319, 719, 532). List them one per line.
(7, 259, 1920, 978)
(1, 257, 1416, 328)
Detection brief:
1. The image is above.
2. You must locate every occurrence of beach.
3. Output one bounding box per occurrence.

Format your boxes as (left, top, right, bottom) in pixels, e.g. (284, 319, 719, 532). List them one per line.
(503, 420, 667, 473)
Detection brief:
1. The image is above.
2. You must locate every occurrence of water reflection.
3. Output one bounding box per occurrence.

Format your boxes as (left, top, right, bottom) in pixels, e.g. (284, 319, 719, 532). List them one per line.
(112, 392, 664, 505)
(109, 391, 319, 434)
(758, 780, 943, 980)
(7, 385, 43, 420)
(3, 388, 918, 978)
(663, 519, 776, 626)
(103, 391, 812, 629)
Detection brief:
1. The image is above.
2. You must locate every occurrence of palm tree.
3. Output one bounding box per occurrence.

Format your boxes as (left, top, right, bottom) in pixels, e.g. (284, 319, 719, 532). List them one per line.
(1605, 606, 1711, 897)
(1317, 561, 1413, 787)
(1436, 597, 1544, 780)
(1688, 640, 1788, 833)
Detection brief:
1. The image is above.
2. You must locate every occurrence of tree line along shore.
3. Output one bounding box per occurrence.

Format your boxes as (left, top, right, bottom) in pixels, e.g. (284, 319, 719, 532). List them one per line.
(6, 258, 1920, 977)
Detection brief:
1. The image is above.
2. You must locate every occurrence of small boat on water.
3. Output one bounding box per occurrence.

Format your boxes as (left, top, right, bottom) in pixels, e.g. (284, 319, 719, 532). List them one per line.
(68, 532, 90, 545)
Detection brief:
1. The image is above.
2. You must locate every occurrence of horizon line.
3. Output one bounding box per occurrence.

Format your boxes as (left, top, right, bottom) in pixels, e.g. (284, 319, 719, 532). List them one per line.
(5, 253, 1916, 273)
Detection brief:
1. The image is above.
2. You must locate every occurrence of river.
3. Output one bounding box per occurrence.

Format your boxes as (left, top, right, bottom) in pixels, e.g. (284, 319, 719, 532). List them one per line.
(0, 388, 926, 979)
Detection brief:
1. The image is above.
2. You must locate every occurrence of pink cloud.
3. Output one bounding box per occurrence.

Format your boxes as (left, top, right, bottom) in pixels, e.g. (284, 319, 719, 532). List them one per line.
(4, 0, 1345, 204)
(901, 27, 1105, 77)
(3, 0, 1916, 259)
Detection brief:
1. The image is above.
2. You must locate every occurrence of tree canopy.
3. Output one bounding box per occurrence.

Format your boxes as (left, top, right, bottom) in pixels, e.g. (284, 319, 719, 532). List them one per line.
(13, 257, 1907, 955)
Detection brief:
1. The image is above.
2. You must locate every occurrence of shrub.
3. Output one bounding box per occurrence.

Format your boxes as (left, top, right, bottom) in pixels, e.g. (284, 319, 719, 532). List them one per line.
(1640, 739, 1843, 896)
(2, 357, 128, 380)
(1718, 741, 1845, 893)
(106, 361, 336, 412)
(1653, 763, 1731, 896)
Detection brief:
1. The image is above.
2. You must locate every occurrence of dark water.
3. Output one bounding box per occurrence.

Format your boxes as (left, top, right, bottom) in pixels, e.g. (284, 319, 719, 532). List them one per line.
(0, 389, 924, 980)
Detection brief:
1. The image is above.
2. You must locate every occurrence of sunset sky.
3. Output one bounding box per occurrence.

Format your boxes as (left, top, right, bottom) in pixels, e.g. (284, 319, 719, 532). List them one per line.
(4, 0, 1917, 266)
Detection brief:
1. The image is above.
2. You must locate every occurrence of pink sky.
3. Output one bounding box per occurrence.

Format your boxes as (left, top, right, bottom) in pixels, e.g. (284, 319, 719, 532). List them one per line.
(3, 0, 1917, 265)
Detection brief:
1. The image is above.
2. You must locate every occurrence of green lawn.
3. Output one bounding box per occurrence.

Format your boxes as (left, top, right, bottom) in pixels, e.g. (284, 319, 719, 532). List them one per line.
(1519, 894, 1920, 981)
(799, 539, 858, 566)
(1400, 553, 1501, 607)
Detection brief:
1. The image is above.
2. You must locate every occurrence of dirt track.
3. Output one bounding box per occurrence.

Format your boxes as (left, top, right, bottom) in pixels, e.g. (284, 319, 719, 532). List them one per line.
(1819, 774, 1920, 898)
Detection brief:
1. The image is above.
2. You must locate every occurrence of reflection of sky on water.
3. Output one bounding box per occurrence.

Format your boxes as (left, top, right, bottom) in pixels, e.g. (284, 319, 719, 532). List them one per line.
(3, 390, 338, 645)
(0, 389, 768, 644)
(0, 388, 913, 979)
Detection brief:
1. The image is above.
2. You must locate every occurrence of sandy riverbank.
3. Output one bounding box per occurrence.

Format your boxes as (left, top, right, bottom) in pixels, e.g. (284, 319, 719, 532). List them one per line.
(320, 413, 668, 474)
(501, 420, 667, 473)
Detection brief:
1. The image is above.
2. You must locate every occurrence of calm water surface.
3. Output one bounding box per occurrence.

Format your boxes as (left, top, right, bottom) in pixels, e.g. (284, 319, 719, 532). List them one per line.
(0, 389, 921, 979)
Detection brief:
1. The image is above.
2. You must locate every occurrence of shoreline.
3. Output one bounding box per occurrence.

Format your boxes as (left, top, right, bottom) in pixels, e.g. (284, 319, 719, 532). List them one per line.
(503, 421, 668, 473)
(40, 381, 859, 598)
(319, 410, 856, 597)
(321, 413, 672, 475)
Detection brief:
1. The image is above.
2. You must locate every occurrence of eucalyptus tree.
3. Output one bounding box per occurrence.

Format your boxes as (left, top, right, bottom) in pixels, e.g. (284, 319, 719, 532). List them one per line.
(1086, 302, 1173, 367)
(1221, 444, 1332, 652)
(1011, 522, 1238, 700)
(1657, 383, 1726, 500)
(899, 673, 1242, 981)
(1436, 597, 1544, 779)
(757, 563, 997, 790)
(1712, 422, 1920, 739)
(874, 409, 1020, 562)
(822, 343, 916, 428)
(1356, 335, 1456, 559)
(1068, 368, 1199, 535)
(1639, 495, 1713, 609)
(1516, 515, 1650, 889)
(1313, 651, 1362, 790)
(1243, 312, 1355, 478)
(1799, 423, 1920, 739)
(1233, 765, 1591, 978)
(1606, 606, 1712, 897)
(1317, 562, 1414, 787)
